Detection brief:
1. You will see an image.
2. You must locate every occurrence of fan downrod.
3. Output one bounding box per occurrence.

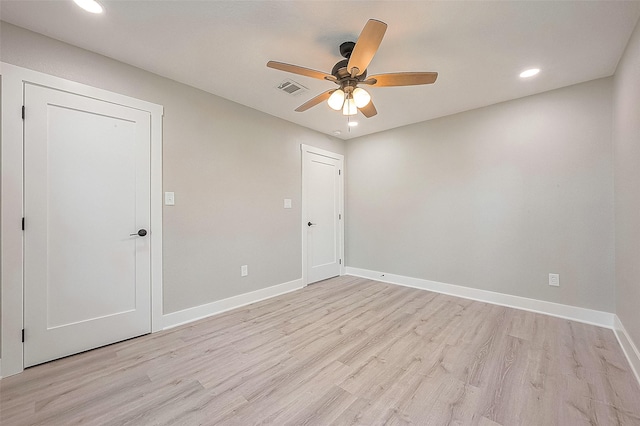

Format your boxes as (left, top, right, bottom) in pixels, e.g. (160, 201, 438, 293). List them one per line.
(339, 41, 355, 58)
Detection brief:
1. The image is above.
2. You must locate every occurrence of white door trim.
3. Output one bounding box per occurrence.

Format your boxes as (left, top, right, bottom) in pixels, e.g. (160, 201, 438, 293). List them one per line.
(300, 144, 345, 285)
(0, 63, 164, 377)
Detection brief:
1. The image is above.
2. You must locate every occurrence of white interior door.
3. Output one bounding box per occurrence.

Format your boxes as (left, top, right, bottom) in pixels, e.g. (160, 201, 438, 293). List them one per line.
(23, 83, 152, 367)
(302, 146, 344, 284)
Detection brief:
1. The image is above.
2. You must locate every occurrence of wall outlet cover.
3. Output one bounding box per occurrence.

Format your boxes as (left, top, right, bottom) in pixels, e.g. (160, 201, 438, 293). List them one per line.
(549, 273, 560, 287)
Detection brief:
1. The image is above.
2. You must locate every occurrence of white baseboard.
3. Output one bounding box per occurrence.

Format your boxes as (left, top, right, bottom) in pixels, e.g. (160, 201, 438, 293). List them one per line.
(345, 267, 615, 329)
(613, 315, 640, 386)
(162, 278, 305, 330)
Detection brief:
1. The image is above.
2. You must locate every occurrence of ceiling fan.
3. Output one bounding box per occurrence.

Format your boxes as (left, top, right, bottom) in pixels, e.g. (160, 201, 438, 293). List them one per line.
(267, 19, 438, 118)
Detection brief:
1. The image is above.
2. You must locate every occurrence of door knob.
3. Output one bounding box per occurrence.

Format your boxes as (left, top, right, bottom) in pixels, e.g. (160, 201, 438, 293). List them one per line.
(308, 222, 316, 227)
(130, 229, 148, 237)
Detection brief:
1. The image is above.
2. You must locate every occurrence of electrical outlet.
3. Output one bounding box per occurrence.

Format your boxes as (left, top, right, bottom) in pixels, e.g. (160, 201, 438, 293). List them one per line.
(549, 273, 560, 287)
(241, 265, 248, 277)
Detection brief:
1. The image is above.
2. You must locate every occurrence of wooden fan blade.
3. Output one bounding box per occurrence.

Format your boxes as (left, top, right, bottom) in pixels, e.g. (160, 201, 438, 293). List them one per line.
(267, 61, 334, 81)
(359, 100, 377, 118)
(368, 72, 438, 87)
(295, 90, 335, 112)
(347, 19, 387, 77)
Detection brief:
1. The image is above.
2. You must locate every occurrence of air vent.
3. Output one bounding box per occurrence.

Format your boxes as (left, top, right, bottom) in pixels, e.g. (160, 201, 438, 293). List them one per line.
(275, 79, 308, 96)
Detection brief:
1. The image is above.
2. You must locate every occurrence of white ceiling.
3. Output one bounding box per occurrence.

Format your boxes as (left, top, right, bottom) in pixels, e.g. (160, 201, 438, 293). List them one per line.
(1, 1, 639, 140)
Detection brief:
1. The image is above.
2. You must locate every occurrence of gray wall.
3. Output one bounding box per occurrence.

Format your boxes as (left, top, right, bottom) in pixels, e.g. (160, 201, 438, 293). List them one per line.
(0, 22, 345, 314)
(614, 20, 640, 346)
(346, 78, 615, 312)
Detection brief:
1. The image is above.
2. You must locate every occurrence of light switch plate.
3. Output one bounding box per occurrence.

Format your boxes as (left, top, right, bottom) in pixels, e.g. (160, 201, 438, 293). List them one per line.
(284, 198, 292, 209)
(241, 265, 248, 277)
(165, 192, 175, 206)
(549, 273, 560, 287)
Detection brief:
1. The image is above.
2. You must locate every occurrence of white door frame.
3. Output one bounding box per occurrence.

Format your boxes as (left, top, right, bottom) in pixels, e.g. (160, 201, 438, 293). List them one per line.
(0, 63, 164, 377)
(301, 144, 345, 285)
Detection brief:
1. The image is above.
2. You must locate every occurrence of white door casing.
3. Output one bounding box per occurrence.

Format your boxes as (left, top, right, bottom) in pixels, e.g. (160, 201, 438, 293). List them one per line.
(23, 83, 152, 367)
(301, 145, 344, 284)
(0, 63, 163, 377)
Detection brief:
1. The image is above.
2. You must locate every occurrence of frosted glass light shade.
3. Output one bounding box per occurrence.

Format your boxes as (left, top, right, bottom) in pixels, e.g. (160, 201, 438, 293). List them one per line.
(343, 97, 357, 116)
(327, 90, 345, 110)
(352, 88, 371, 108)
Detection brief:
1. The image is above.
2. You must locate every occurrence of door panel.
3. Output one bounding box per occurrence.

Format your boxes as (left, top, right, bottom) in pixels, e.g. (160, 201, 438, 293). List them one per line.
(24, 83, 151, 367)
(303, 148, 343, 284)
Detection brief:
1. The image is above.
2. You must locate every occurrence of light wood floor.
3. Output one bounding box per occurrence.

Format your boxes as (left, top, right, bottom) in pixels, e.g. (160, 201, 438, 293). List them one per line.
(2, 276, 639, 425)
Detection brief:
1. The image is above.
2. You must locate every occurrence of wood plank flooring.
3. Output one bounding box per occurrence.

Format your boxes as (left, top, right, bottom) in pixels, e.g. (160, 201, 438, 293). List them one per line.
(1, 276, 639, 425)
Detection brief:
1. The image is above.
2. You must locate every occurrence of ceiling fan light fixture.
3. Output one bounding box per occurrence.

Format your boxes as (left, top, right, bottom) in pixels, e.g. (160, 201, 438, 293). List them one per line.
(327, 89, 345, 110)
(73, 0, 103, 14)
(343, 97, 357, 116)
(352, 88, 371, 108)
(267, 19, 436, 120)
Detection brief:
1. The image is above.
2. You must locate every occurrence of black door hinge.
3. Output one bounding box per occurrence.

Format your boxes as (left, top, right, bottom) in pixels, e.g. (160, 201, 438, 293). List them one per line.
(339, 169, 341, 175)
(339, 259, 342, 265)
(22, 217, 25, 230)
(22, 106, 25, 120)
(22, 329, 25, 342)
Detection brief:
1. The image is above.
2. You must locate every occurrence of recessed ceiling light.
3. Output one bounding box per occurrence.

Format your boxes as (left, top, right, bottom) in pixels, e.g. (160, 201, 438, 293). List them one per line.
(348, 121, 358, 127)
(519, 68, 540, 78)
(73, 0, 103, 14)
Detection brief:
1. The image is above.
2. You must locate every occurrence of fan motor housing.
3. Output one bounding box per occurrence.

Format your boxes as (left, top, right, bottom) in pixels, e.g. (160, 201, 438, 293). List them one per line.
(331, 59, 367, 80)
(334, 42, 368, 80)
